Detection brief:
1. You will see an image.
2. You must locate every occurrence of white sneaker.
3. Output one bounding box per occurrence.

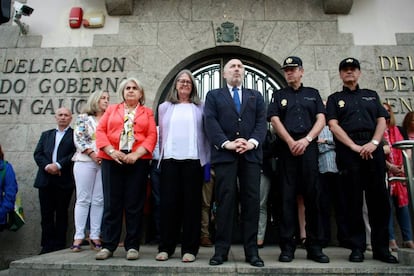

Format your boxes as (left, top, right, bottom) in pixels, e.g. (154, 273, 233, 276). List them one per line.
(126, 248, 139, 260)
(95, 248, 113, 260)
(182, 253, 195, 262)
(155, 251, 169, 261)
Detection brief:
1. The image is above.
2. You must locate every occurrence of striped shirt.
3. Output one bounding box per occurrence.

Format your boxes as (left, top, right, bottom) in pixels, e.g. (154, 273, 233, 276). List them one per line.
(318, 126, 338, 174)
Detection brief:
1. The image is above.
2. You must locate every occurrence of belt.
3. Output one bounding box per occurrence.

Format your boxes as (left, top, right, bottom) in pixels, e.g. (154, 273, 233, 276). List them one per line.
(120, 149, 132, 154)
(348, 131, 373, 141)
(290, 133, 307, 140)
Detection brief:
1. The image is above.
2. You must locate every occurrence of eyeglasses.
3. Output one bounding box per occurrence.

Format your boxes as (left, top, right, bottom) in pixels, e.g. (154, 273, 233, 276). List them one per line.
(125, 86, 139, 90)
(177, 79, 192, 85)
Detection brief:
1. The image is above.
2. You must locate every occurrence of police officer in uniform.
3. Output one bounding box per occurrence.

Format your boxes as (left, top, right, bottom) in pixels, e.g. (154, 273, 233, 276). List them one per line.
(267, 56, 329, 263)
(326, 57, 398, 263)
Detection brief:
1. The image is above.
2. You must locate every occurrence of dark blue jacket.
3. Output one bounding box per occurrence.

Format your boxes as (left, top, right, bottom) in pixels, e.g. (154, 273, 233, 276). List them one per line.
(203, 87, 267, 165)
(0, 160, 18, 225)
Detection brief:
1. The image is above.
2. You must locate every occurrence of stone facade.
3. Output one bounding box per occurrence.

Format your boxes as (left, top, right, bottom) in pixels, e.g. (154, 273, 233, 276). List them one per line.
(0, 0, 413, 268)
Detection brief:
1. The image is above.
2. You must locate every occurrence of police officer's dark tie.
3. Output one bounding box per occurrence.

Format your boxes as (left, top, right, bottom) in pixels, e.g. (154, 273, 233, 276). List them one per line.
(232, 86, 241, 113)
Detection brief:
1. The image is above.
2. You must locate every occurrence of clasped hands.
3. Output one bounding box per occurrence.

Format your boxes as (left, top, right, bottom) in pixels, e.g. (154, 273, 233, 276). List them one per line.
(288, 137, 309, 156)
(224, 138, 255, 154)
(350, 142, 377, 160)
(110, 150, 139, 164)
(45, 163, 61, 176)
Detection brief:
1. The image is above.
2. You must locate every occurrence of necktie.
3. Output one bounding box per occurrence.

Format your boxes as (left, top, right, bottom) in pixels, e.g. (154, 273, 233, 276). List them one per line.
(232, 86, 241, 113)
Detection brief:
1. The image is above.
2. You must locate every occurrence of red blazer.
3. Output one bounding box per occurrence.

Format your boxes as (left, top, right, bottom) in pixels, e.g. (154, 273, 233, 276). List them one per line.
(96, 103, 157, 160)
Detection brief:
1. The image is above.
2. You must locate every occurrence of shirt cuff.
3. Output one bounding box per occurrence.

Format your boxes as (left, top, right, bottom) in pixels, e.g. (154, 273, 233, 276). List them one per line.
(55, 162, 62, 170)
(221, 140, 230, 149)
(248, 138, 259, 149)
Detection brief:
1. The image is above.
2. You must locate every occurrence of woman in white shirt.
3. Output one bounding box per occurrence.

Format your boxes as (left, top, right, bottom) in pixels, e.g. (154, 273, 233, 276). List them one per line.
(155, 69, 210, 263)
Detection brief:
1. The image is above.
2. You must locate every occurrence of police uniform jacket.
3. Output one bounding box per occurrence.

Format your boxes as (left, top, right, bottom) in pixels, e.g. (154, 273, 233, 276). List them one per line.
(267, 84, 326, 138)
(326, 85, 388, 144)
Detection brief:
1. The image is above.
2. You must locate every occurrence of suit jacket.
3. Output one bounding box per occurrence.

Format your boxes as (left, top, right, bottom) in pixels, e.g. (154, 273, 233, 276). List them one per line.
(33, 127, 76, 189)
(96, 103, 157, 160)
(203, 87, 267, 164)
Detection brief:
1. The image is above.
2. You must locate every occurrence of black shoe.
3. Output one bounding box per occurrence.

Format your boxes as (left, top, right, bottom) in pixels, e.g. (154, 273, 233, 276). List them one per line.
(373, 252, 399, 263)
(209, 255, 228, 266)
(279, 251, 294, 262)
(245, 255, 264, 267)
(349, 249, 364, 262)
(307, 251, 330, 263)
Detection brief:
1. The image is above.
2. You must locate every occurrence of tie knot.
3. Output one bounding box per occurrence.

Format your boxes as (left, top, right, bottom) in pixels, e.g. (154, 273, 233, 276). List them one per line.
(232, 86, 238, 92)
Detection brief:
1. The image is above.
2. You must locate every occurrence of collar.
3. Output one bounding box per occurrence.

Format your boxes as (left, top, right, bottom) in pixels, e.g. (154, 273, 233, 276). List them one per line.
(227, 84, 242, 91)
(343, 84, 360, 93)
(55, 126, 70, 132)
(288, 83, 303, 92)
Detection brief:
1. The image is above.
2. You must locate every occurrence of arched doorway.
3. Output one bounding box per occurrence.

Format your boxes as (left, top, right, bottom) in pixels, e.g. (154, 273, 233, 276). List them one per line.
(156, 46, 287, 111)
(152, 47, 284, 245)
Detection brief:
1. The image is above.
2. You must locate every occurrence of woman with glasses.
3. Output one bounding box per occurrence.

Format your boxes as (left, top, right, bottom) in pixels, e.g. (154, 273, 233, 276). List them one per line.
(383, 103, 414, 251)
(155, 69, 210, 263)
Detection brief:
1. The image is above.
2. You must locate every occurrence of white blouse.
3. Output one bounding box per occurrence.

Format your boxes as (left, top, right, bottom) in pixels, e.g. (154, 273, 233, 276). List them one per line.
(163, 103, 198, 160)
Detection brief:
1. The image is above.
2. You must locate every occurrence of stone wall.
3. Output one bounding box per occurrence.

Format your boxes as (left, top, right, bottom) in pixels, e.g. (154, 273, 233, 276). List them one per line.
(0, 0, 413, 268)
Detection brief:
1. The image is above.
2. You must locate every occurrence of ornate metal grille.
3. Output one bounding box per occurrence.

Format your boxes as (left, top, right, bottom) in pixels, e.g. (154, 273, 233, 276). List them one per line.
(193, 63, 281, 106)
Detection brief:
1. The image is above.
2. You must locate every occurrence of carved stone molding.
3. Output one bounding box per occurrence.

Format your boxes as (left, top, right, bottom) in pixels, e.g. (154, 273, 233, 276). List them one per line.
(105, 0, 134, 16)
(322, 0, 353, 14)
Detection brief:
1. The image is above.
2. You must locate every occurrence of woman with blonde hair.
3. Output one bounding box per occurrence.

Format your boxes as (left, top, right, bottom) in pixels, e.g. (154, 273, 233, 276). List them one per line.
(71, 90, 109, 252)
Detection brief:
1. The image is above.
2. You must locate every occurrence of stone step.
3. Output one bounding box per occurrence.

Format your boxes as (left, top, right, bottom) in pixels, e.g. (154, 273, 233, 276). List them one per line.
(8, 245, 414, 275)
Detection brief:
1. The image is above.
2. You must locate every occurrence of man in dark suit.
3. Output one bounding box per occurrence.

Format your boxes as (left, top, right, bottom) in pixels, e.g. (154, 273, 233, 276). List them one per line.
(204, 59, 267, 267)
(34, 107, 76, 254)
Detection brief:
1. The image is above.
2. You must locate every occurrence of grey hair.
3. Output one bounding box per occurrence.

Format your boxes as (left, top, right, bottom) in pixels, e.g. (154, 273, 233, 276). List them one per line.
(117, 77, 145, 105)
(165, 69, 201, 105)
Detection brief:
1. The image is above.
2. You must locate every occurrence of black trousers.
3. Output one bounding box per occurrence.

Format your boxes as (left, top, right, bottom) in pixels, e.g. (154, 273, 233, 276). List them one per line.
(38, 185, 74, 252)
(336, 144, 390, 255)
(158, 159, 203, 256)
(319, 171, 340, 246)
(213, 157, 261, 258)
(101, 159, 150, 252)
(278, 141, 325, 253)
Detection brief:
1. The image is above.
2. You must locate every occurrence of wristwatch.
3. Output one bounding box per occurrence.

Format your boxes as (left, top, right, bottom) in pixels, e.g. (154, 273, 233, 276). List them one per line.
(108, 149, 115, 155)
(371, 139, 379, 146)
(305, 135, 313, 142)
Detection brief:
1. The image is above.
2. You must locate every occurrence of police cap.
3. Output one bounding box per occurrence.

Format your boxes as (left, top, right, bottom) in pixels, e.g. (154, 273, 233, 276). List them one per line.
(339, 57, 360, 71)
(281, 56, 303, 69)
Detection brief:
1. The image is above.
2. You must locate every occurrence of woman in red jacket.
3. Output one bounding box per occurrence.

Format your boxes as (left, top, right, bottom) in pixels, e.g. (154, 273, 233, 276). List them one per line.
(95, 77, 157, 261)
